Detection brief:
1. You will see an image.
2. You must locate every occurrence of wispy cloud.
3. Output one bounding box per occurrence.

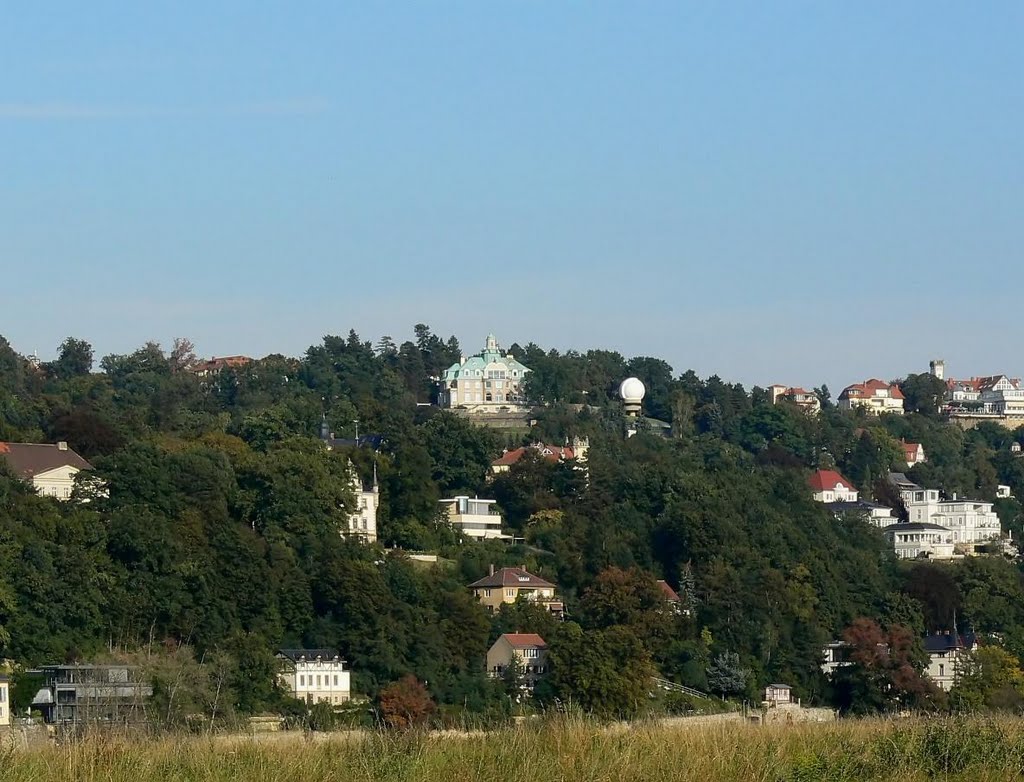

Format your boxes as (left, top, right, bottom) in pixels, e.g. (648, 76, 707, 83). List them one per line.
(0, 97, 330, 120)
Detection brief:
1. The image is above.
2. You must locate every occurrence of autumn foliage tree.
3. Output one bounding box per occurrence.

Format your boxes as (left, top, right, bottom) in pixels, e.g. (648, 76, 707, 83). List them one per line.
(377, 675, 435, 730)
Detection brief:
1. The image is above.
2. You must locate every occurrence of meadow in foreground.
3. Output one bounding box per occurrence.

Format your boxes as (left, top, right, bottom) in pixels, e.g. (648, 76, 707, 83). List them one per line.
(3, 716, 1024, 782)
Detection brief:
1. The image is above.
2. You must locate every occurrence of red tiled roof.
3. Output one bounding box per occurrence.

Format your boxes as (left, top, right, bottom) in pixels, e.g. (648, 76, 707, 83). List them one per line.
(501, 633, 547, 649)
(468, 567, 556, 589)
(191, 355, 252, 374)
(0, 442, 93, 479)
(902, 441, 923, 460)
(657, 580, 681, 602)
(808, 470, 855, 493)
(491, 444, 575, 467)
(840, 379, 902, 400)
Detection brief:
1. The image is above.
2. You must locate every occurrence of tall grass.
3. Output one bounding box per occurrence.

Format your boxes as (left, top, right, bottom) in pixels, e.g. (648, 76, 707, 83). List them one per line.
(3, 716, 1024, 781)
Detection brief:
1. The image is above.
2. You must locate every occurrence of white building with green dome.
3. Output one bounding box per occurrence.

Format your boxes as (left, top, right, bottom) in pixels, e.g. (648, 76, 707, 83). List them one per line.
(438, 334, 531, 412)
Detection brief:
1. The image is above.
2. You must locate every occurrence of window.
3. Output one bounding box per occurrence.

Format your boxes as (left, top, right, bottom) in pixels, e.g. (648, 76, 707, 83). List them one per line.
(483, 589, 491, 597)
(334, 675, 339, 686)
(299, 675, 305, 687)
(939, 664, 945, 677)
(316, 675, 322, 686)
(523, 648, 539, 658)
(506, 589, 515, 598)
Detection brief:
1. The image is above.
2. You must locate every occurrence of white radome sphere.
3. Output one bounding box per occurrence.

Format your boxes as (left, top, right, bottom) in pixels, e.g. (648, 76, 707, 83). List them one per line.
(619, 377, 646, 403)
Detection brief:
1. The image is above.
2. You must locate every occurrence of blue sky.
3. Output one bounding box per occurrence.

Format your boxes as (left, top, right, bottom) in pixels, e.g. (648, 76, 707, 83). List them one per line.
(2, 3, 1021, 391)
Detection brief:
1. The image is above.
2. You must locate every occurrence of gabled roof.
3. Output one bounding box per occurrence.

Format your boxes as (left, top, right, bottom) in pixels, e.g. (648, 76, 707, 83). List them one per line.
(276, 648, 341, 662)
(901, 441, 924, 459)
(499, 633, 547, 649)
(808, 470, 855, 493)
(0, 442, 92, 479)
(922, 633, 977, 653)
(469, 567, 556, 589)
(491, 444, 575, 467)
(657, 580, 681, 602)
(840, 379, 903, 400)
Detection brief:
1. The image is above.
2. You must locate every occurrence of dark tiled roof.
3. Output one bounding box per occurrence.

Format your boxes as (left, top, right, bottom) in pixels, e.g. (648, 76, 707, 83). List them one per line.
(0, 442, 92, 479)
(468, 567, 555, 589)
(923, 633, 977, 653)
(276, 648, 340, 662)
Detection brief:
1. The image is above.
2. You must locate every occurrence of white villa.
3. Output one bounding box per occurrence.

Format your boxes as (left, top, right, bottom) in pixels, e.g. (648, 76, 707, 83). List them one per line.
(923, 633, 978, 691)
(346, 464, 379, 543)
(438, 335, 530, 412)
(0, 441, 93, 500)
(889, 473, 1001, 550)
(886, 523, 956, 560)
(808, 470, 859, 503)
(838, 379, 905, 415)
(439, 496, 506, 539)
(276, 649, 351, 706)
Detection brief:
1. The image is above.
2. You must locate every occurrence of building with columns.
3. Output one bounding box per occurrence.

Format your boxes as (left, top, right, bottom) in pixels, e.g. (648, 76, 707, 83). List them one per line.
(438, 335, 530, 412)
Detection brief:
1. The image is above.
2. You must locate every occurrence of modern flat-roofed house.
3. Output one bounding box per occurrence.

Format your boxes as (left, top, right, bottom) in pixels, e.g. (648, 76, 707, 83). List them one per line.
(276, 649, 351, 706)
(0, 441, 93, 500)
(30, 664, 152, 726)
(838, 380, 904, 415)
(439, 496, 506, 539)
(469, 566, 563, 616)
(885, 522, 956, 559)
(486, 634, 549, 689)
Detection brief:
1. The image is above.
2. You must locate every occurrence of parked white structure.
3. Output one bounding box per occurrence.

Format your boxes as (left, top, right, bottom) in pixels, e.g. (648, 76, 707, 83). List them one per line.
(808, 470, 859, 503)
(276, 649, 351, 706)
(438, 335, 530, 412)
(838, 379, 905, 415)
(0, 441, 94, 500)
(439, 496, 506, 539)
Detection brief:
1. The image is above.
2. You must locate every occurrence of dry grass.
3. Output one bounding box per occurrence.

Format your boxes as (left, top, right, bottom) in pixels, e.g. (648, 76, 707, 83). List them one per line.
(3, 716, 1024, 781)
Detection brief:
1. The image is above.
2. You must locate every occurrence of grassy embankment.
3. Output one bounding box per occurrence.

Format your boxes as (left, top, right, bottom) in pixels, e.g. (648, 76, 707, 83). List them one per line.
(3, 716, 1024, 782)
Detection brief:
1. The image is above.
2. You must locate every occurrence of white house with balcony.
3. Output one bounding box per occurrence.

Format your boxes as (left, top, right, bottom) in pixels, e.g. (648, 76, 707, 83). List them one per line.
(439, 496, 506, 539)
(885, 522, 956, 559)
(0, 441, 93, 500)
(438, 334, 530, 412)
(889, 473, 1001, 550)
(276, 649, 351, 706)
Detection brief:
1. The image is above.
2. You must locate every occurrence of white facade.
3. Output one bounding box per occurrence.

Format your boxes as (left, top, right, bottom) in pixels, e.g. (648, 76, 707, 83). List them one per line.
(886, 523, 956, 560)
(439, 496, 506, 539)
(809, 471, 858, 503)
(346, 464, 378, 543)
(769, 385, 821, 415)
(32, 464, 82, 501)
(828, 501, 899, 528)
(897, 485, 1001, 548)
(924, 634, 977, 692)
(0, 677, 9, 729)
(276, 650, 351, 706)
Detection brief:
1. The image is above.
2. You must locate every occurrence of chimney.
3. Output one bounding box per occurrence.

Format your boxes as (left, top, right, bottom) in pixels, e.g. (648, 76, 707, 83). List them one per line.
(489, 563, 495, 576)
(57, 441, 68, 451)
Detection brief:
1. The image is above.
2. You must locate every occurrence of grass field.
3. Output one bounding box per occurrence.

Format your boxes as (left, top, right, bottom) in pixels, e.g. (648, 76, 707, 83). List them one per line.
(3, 716, 1024, 782)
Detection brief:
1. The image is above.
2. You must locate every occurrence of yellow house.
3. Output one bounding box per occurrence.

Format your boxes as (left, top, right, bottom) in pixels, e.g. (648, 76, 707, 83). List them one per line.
(486, 633, 549, 688)
(468, 566, 563, 617)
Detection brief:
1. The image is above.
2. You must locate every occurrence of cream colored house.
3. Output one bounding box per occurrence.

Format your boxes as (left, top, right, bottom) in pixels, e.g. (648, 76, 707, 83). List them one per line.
(438, 334, 530, 412)
(468, 566, 563, 616)
(0, 675, 10, 730)
(923, 633, 977, 691)
(768, 385, 821, 415)
(276, 649, 351, 706)
(889, 473, 1001, 549)
(439, 496, 506, 539)
(0, 441, 93, 500)
(490, 439, 589, 475)
(886, 523, 956, 559)
(346, 463, 379, 543)
(838, 379, 905, 415)
(486, 634, 549, 689)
